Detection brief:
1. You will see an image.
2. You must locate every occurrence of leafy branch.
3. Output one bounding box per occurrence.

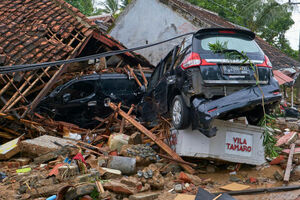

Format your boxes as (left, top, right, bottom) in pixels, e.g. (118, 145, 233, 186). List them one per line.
(209, 41, 280, 158)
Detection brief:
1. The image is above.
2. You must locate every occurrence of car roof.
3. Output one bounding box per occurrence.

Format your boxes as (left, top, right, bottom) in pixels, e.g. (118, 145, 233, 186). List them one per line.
(195, 28, 255, 40)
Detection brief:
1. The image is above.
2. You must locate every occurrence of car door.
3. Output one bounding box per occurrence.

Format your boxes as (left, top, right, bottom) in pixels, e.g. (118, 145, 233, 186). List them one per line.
(55, 79, 97, 126)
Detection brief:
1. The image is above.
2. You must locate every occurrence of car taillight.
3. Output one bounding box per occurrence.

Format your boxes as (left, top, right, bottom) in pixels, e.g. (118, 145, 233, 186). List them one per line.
(256, 55, 272, 68)
(180, 52, 216, 70)
(181, 52, 201, 69)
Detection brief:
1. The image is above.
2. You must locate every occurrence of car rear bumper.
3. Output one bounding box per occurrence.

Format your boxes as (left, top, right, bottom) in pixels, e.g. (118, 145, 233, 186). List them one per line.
(191, 77, 281, 137)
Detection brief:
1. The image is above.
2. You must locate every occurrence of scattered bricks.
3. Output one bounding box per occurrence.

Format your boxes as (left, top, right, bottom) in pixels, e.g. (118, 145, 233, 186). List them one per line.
(108, 133, 129, 152)
(103, 180, 135, 195)
(107, 156, 136, 175)
(129, 192, 159, 200)
(128, 132, 142, 145)
(65, 183, 96, 200)
(270, 155, 286, 165)
(178, 172, 192, 183)
(21, 135, 73, 157)
(186, 174, 202, 186)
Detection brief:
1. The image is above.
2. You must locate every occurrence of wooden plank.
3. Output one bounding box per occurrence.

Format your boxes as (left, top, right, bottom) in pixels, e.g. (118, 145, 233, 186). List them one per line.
(138, 64, 148, 87)
(96, 181, 105, 194)
(125, 65, 142, 87)
(284, 143, 295, 182)
(22, 34, 87, 118)
(2, 68, 50, 112)
(108, 102, 195, 174)
(119, 104, 134, 133)
(220, 183, 250, 191)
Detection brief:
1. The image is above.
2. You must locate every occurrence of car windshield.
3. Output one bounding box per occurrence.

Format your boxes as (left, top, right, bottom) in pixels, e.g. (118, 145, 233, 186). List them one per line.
(193, 33, 264, 60)
(195, 34, 262, 53)
(201, 35, 260, 53)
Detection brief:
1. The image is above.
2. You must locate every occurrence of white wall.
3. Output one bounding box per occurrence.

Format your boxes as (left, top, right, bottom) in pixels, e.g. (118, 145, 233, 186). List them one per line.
(110, 0, 198, 65)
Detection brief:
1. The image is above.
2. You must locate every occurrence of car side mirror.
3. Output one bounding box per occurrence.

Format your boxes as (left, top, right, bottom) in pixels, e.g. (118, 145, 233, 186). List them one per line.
(62, 93, 71, 104)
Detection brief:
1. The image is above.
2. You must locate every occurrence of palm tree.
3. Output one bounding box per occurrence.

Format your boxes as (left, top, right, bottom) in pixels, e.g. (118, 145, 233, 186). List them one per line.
(101, 0, 120, 16)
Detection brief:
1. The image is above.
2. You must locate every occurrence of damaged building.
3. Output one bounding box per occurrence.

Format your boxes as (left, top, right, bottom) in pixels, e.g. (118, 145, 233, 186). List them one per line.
(0, 0, 152, 122)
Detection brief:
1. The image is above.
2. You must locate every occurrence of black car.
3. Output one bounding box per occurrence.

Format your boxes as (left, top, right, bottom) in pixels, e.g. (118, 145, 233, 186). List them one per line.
(139, 28, 281, 137)
(37, 73, 149, 128)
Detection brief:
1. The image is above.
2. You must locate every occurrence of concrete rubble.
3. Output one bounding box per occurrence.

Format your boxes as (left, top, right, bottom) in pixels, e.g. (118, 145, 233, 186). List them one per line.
(1, 106, 300, 200)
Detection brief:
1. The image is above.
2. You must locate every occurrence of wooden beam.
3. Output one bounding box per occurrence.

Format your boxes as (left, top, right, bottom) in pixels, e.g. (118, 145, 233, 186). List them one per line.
(119, 104, 134, 134)
(284, 143, 295, 183)
(125, 65, 142, 87)
(138, 64, 148, 88)
(108, 102, 195, 174)
(22, 33, 88, 118)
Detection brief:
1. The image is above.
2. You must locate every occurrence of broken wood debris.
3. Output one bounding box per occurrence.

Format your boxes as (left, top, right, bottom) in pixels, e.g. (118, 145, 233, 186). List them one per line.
(107, 101, 195, 174)
(283, 143, 295, 182)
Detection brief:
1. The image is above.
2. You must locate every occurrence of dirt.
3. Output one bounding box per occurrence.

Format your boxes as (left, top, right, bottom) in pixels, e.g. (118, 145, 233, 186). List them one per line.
(157, 164, 300, 200)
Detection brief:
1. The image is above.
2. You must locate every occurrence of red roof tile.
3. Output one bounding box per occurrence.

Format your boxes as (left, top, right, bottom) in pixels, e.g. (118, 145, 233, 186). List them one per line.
(0, 0, 96, 66)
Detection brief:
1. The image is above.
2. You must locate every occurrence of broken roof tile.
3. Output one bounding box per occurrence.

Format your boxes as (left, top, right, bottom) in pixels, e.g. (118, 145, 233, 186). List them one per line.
(0, 0, 97, 66)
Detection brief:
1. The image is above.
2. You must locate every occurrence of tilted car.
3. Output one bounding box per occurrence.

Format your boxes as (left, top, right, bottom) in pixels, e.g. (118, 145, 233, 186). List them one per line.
(139, 28, 281, 137)
(36, 73, 149, 128)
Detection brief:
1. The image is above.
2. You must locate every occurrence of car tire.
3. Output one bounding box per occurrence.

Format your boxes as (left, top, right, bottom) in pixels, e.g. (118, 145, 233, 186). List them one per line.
(171, 95, 190, 129)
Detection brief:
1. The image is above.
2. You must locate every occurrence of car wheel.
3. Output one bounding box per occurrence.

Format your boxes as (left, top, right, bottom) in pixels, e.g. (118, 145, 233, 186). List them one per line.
(171, 95, 190, 129)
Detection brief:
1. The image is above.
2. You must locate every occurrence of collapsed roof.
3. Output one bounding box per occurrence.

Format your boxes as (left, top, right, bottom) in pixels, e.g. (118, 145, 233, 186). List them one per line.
(0, 0, 152, 118)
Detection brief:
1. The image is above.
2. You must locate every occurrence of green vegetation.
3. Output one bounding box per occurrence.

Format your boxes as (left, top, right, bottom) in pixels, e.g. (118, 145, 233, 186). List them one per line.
(65, 0, 131, 18)
(65, 0, 102, 16)
(188, 0, 299, 60)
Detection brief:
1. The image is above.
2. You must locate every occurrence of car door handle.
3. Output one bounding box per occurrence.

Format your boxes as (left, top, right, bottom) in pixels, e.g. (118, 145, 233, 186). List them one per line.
(88, 101, 97, 106)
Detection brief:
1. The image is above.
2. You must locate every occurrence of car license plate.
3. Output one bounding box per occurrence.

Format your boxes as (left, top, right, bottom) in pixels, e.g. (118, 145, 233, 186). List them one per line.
(222, 65, 250, 75)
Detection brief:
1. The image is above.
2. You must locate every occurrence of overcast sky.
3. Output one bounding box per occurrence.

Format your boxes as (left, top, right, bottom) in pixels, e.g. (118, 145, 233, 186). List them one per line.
(95, 0, 300, 50)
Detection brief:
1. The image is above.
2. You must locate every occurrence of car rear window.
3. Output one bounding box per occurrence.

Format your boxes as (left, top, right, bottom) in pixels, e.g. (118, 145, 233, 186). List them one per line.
(195, 34, 261, 53)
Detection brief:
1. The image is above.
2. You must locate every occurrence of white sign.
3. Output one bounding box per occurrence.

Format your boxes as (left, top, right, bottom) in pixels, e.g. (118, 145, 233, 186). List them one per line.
(225, 131, 253, 157)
